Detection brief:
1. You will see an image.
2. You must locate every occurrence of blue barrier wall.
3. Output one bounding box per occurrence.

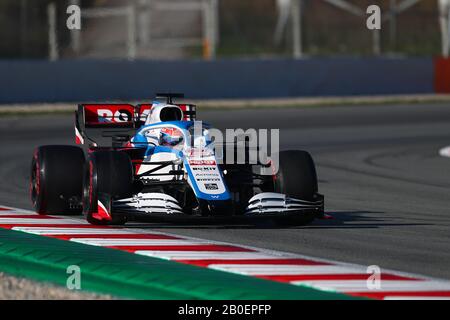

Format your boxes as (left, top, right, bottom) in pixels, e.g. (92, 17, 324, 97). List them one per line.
(0, 58, 433, 104)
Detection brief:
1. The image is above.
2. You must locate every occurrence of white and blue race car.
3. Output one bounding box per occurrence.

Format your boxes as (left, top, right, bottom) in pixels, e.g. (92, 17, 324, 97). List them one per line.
(30, 94, 324, 226)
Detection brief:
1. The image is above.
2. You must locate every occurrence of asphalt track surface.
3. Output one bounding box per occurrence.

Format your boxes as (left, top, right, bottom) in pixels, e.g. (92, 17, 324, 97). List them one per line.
(1, 103, 450, 280)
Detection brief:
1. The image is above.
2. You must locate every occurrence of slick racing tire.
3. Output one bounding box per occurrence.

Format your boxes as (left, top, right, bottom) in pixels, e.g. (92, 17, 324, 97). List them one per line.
(30, 145, 85, 215)
(82, 151, 133, 225)
(273, 150, 319, 226)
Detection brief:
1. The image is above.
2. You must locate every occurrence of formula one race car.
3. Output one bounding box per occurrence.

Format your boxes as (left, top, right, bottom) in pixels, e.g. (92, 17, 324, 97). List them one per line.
(30, 94, 324, 225)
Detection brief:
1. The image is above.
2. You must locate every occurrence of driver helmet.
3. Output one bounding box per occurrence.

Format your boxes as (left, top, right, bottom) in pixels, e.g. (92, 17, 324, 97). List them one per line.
(159, 127, 184, 147)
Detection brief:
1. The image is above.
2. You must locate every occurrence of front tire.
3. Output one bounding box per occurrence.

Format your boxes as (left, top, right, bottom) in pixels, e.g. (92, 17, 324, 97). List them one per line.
(273, 150, 320, 225)
(274, 150, 318, 200)
(30, 145, 85, 215)
(82, 151, 133, 225)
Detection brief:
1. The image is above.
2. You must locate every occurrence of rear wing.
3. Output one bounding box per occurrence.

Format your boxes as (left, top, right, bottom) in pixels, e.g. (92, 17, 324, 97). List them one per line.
(75, 103, 196, 147)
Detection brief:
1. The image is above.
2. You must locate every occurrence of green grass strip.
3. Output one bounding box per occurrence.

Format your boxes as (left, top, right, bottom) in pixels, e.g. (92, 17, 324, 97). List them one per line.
(0, 228, 359, 299)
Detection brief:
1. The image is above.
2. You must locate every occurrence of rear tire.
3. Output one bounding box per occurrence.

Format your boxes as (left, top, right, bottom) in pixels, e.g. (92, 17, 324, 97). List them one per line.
(30, 145, 85, 215)
(82, 151, 133, 225)
(273, 150, 320, 226)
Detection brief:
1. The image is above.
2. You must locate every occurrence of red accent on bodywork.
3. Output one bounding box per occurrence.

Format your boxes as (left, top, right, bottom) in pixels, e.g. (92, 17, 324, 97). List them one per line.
(134, 163, 142, 174)
(87, 160, 111, 222)
(131, 160, 142, 174)
(75, 126, 84, 145)
(137, 104, 153, 122)
(178, 104, 196, 121)
(92, 200, 112, 221)
(83, 104, 135, 127)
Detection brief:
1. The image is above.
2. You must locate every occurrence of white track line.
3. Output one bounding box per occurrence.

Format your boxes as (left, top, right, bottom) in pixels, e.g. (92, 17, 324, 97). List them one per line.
(71, 239, 207, 246)
(292, 280, 450, 293)
(135, 251, 282, 260)
(208, 265, 365, 275)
